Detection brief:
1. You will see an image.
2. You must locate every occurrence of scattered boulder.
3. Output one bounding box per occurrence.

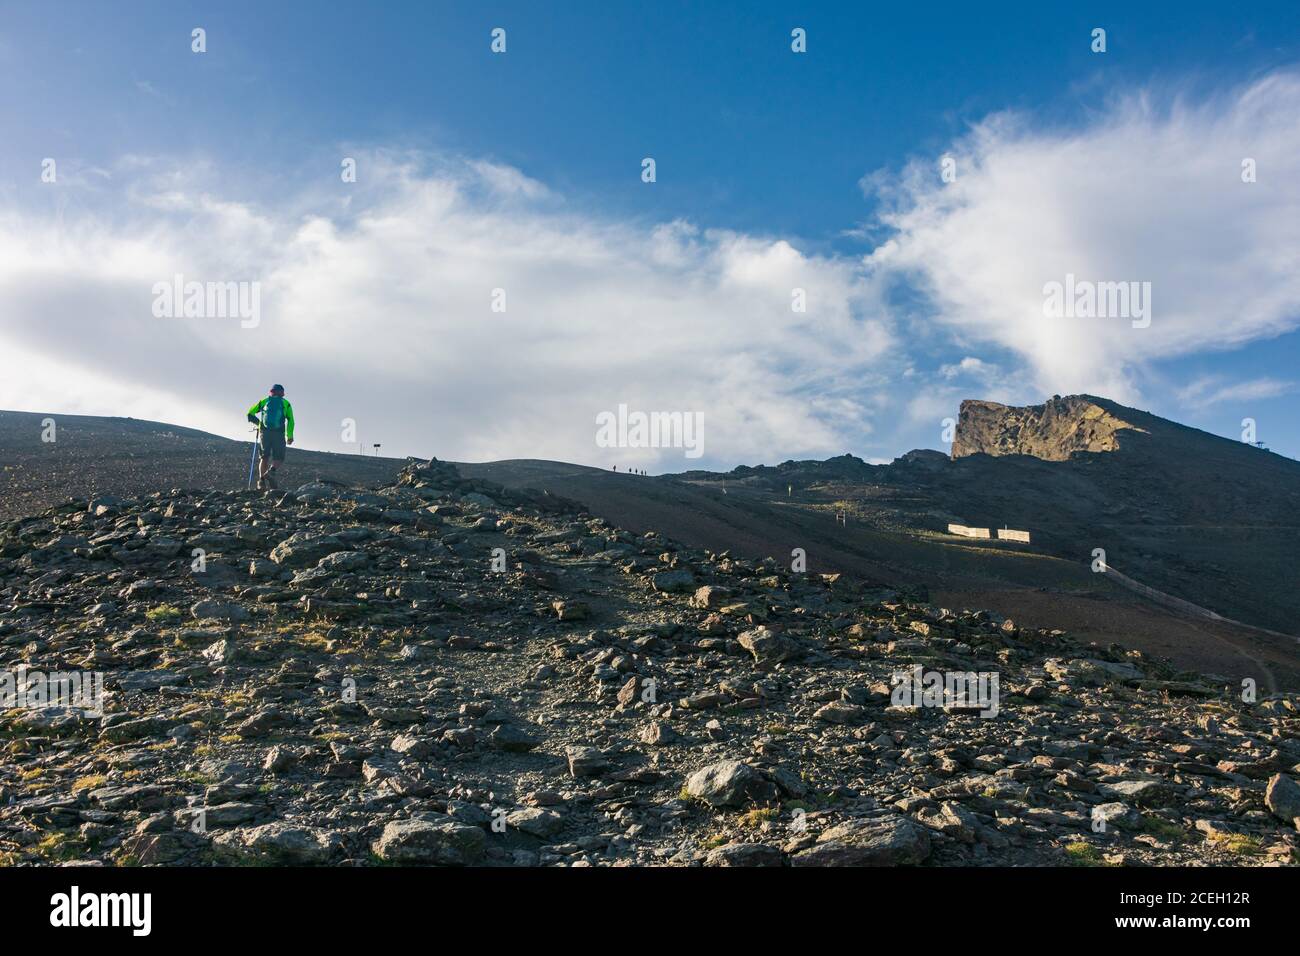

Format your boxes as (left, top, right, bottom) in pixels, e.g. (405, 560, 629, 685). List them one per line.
(371, 818, 486, 865)
(1265, 774, 1300, 827)
(190, 599, 249, 623)
(791, 816, 931, 867)
(212, 823, 341, 865)
(684, 760, 778, 808)
(269, 532, 347, 568)
(651, 569, 696, 594)
(737, 627, 799, 667)
(706, 842, 784, 867)
(507, 807, 564, 839)
(566, 746, 609, 778)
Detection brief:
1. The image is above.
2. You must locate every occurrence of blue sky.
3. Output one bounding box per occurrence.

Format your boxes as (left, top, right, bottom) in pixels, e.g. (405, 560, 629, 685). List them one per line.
(2, 1, 1299, 467)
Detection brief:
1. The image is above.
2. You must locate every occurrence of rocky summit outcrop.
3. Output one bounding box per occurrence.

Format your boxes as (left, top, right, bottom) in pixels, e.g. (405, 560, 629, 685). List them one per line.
(1, 459, 1298, 867)
(951, 396, 1144, 461)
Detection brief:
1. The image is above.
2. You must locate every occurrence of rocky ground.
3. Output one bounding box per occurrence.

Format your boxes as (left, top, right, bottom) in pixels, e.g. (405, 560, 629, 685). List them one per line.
(2, 460, 1298, 867)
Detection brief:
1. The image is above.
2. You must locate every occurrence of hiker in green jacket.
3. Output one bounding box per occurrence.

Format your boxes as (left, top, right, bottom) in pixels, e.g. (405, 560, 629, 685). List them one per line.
(247, 384, 295, 490)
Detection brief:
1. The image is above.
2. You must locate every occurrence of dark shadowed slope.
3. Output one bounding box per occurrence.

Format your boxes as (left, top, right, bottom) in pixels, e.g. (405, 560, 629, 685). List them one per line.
(454, 459, 1300, 689)
(922, 395, 1300, 634)
(666, 395, 1300, 635)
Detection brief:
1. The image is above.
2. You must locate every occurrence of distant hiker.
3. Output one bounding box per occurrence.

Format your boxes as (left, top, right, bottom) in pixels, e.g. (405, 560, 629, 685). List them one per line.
(246, 384, 295, 490)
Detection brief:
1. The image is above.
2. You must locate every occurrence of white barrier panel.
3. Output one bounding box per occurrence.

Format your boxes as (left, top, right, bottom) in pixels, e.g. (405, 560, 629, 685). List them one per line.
(947, 524, 991, 538)
(997, 529, 1031, 543)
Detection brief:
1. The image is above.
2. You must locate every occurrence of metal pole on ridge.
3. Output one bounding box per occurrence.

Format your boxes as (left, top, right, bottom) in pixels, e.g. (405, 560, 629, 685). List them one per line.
(246, 423, 261, 489)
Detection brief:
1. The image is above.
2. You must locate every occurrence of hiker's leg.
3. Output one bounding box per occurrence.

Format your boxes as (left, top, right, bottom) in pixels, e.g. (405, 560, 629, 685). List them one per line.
(256, 430, 269, 480)
(262, 430, 286, 487)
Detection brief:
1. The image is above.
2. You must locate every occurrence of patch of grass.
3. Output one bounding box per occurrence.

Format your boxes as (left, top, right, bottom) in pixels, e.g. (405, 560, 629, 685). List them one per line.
(71, 774, 108, 793)
(18, 767, 46, 781)
(1216, 833, 1263, 856)
(175, 769, 216, 786)
(1198, 700, 1236, 717)
(145, 604, 183, 622)
(1140, 815, 1185, 842)
(296, 631, 335, 652)
(1063, 841, 1116, 867)
(34, 832, 87, 863)
(738, 807, 777, 828)
(701, 833, 728, 850)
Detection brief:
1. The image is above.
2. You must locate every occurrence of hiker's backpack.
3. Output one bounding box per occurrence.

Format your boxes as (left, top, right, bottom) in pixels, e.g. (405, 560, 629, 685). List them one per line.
(263, 396, 286, 429)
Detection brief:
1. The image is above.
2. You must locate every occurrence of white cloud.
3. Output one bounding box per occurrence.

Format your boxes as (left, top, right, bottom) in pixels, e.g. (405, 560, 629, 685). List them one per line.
(939, 356, 998, 380)
(0, 153, 894, 469)
(467, 160, 552, 201)
(864, 71, 1300, 403)
(1176, 374, 1296, 408)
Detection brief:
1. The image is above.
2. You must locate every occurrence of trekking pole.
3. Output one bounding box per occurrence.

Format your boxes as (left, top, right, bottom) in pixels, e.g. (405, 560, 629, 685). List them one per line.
(246, 422, 261, 490)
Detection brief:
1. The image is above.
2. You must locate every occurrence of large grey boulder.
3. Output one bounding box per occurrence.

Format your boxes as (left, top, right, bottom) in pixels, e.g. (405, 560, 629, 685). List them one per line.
(213, 823, 342, 864)
(705, 842, 784, 867)
(1265, 774, 1300, 826)
(190, 599, 249, 622)
(684, 760, 778, 808)
(651, 569, 697, 594)
(791, 816, 931, 867)
(371, 817, 485, 865)
(1101, 777, 1176, 808)
(737, 627, 800, 667)
(269, 532, 347, 568)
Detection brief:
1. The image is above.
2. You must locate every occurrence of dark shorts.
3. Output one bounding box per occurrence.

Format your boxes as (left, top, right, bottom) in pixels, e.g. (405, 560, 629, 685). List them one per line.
(260, 427, 287, 462)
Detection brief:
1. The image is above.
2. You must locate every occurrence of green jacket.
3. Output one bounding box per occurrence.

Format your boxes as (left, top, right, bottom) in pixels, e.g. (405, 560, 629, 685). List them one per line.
(247, 396, 295, 440)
